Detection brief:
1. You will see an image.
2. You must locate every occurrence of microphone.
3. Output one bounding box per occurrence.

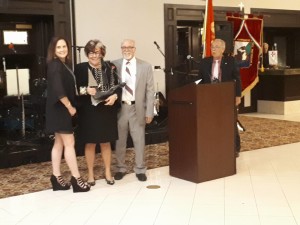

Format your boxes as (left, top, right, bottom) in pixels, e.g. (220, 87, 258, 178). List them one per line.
(187, 55, 200, 63)
(154, 41, 160, 49)
(187, 55, 194, 60)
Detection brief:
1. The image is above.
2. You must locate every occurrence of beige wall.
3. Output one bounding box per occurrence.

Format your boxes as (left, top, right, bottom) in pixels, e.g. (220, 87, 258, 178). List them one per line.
(74, 0, 300, 95)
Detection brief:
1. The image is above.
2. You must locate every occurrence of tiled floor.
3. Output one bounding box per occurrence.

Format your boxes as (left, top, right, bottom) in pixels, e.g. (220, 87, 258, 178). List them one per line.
(1, 113, 300, 225)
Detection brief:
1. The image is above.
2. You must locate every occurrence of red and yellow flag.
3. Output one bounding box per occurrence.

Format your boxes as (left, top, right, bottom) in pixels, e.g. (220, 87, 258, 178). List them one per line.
(202, 0, 215, 58)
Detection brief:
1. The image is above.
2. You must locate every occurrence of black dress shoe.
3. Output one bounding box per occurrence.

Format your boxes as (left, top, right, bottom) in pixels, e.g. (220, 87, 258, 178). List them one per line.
(114, 172, 126, 180)
(105, 178, 115, 185)
(136, 173, 147, 181)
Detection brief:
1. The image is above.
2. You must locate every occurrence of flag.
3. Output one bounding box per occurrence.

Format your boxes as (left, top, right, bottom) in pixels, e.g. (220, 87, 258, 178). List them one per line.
(227, 13, 263, 95)
(202, 0, 215, 58)
(268, 50, 278, 65)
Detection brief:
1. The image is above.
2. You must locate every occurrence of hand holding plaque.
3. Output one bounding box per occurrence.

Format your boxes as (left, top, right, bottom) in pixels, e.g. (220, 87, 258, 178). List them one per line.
(93, 82, 126, 101)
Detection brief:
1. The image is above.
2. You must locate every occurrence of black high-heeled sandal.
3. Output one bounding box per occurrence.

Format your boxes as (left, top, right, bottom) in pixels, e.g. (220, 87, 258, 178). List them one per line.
(70, 176, 91, 193)
(50, 175, 71, 191)
(105, 177, 115, 185)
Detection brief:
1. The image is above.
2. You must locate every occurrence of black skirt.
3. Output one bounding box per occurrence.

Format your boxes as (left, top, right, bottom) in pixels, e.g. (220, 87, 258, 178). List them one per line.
(77, 102, 118, 144)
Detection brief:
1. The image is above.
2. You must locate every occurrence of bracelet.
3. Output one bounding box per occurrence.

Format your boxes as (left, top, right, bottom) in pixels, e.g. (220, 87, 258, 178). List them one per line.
(79, 86, 87, 95)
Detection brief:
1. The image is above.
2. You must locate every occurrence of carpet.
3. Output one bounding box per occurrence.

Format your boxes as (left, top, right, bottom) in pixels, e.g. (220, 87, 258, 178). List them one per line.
(239, 116, 300, 151)
(1, 116, 300, 199)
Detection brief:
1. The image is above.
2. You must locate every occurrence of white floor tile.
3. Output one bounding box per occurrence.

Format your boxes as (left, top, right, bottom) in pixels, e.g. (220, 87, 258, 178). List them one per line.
(259, 216, 298, 225)
(189, 216, 224, 225)
(225, 215, 260, 225)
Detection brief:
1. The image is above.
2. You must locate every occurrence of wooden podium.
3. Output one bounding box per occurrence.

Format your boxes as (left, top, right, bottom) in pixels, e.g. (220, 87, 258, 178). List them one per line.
(168, 82, 236, 183)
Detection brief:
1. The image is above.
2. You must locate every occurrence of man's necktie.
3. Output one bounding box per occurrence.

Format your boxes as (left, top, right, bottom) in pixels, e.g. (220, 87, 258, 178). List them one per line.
(125, 61, 133, 96)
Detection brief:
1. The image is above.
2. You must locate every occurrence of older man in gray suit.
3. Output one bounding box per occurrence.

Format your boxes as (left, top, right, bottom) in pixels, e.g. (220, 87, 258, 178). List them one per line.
(112, 39, 155, 181)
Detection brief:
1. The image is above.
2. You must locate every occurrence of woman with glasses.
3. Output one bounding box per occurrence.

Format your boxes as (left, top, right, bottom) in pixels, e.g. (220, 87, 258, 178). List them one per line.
(74, 39, 121, 186)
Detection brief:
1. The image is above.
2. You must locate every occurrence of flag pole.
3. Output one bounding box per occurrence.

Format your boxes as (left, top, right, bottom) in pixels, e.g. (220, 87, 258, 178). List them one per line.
(202, 0, 215, 58)
(260, 20, 265, 72)
(202, 0, 209, 58)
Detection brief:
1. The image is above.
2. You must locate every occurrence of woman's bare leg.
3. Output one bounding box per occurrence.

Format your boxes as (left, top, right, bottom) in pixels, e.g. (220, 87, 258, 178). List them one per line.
(100, 142, 113, 180)
(85, 143, 96, 182)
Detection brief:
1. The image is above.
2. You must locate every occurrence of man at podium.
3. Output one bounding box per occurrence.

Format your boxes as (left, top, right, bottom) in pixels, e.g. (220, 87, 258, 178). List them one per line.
(198, 38, 242, 157)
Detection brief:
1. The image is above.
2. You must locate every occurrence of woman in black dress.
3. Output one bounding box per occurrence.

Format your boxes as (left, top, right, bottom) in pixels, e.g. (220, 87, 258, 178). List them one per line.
(75, 39, 121, 186)
(46, 37, 90, 192)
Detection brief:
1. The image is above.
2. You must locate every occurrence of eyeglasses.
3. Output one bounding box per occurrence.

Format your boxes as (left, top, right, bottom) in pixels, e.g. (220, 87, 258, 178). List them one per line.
(121, 46, 135, 50)
(88, 52, 101, 57)
(211, 46, 223, 50)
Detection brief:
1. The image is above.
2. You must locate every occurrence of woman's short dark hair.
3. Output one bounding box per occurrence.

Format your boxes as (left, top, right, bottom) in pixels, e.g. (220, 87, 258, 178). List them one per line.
(46, 37, 71, 64)
(84, 39, 106, 57)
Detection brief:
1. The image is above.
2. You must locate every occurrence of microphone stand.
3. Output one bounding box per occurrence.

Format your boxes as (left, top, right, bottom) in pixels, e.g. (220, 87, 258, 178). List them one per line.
(153, 41, 173, 75)
(153, 42, 167, 117)
(77, 47, 82, 63)
(12, 64, 26, 140)
(154, 43, 165, 57)
(6, 47, 26, 138)
(3, 49, 40, 148)
(6, 55, 29, 144)
(3, 49, 26, 139)
(73, 46, 85, 63)
(15, 65, 26, 138)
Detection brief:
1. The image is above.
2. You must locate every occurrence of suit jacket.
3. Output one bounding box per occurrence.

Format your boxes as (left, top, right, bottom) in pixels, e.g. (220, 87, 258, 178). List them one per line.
(112, 58, 155, 125)
(198, 55, 242, 97)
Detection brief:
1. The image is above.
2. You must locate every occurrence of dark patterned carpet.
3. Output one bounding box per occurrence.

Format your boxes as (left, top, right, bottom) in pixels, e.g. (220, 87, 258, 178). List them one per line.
(1, 116, 300, 199)
(239, 116, 300, 151)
